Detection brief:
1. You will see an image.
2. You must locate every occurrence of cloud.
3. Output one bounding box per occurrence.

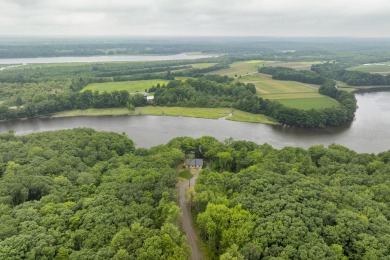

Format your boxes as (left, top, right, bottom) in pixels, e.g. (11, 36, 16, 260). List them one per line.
(0, 0, 390, 36)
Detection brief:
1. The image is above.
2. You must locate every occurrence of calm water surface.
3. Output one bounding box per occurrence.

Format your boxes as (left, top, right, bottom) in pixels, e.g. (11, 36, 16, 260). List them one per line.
(0, 92, 389, 153)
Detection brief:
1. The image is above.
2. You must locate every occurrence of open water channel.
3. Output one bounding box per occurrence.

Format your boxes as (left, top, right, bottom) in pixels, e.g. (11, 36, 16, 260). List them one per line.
(0, 92, 389, 153)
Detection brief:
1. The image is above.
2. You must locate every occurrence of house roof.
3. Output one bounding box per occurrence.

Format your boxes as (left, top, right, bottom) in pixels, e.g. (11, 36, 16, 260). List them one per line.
(186, 159, 203, 166)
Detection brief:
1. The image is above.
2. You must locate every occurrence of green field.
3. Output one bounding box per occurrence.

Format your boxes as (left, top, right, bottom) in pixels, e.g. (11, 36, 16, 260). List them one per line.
(277, 97, 340, 110)
(242, 74, 319, 95)
(239, 73, 339, 109)
(210, 60, 321, 78)
(226, 110, 278, 124)
(348, 62, 390, 75)
(82, 79, 170, 93)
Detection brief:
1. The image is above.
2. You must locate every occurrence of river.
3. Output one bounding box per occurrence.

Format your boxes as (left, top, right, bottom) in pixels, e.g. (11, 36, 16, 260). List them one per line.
(0, 53, 215, 65)
(0, 92, 389, 153)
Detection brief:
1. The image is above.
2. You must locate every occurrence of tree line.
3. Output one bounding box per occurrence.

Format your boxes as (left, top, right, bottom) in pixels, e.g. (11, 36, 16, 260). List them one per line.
(312, 62, 390, 86)
(259, 66, 326, 85)
(0, 90, 147, 120)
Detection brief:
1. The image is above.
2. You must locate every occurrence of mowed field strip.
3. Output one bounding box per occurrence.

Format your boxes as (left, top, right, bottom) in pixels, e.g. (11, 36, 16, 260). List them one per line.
(210, 60, 321, 77)
(240, 73, 339, 110)
(348, 62, 390, 75)
(81, 79, 170, 93)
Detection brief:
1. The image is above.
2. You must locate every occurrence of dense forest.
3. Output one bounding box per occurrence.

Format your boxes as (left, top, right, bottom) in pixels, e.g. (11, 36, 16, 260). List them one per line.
(312, 62, 390, 86)
(258, 66, 326, 85)
(0, 128, 190, 259)
(164, 136, 390, 259)
(1, 130, 389, 259)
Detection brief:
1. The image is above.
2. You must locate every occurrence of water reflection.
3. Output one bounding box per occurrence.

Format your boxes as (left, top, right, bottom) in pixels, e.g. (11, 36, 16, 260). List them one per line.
(0, 92, 389, 153)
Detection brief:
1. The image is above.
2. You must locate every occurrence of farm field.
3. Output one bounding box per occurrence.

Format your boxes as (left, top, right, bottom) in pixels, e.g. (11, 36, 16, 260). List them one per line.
(239, 73, 339, 109)
(348, 62, 390, 75)
(277, 97, 340, 110)
(81, 79, 169, 93)
(210, 60, 321, 77)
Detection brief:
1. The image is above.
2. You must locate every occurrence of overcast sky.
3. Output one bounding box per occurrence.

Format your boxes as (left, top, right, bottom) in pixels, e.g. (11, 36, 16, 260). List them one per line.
(0, 0, 389, 37)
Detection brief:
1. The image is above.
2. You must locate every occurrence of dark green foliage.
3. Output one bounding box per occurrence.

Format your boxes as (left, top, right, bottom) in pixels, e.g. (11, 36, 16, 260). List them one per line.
(192, 140, 390, 259)
(312, 62, 390, 86)
(0, 129, 189, 259)
(259, 66, 326, 85)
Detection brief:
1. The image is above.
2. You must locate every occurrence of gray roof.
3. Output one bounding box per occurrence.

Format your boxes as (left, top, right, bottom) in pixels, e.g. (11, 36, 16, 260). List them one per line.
(186, 159, 203, 166)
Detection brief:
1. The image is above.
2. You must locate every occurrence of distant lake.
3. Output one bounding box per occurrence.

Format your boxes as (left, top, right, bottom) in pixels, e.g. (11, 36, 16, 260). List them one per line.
(0, 53, 216, 65)
(0, 92, 389, 153)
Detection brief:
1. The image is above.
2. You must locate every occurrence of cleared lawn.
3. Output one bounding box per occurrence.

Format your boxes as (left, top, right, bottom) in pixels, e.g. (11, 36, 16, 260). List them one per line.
(348, 62, 390, 75)
(135, 106, 231, 119)
(81, 79, 170, 93)
(277, 97, 339, 110)
(226, 110, 278, 124)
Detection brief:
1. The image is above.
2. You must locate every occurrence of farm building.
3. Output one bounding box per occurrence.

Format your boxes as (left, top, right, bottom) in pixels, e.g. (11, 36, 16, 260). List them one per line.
(185, 159, 203, 169)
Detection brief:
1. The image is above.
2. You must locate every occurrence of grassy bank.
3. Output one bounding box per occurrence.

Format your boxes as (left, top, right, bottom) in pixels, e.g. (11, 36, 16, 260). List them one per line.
(53, 108, 132, 117)
(226, 110, 278, 124)
(134, 106, 231, 119)
(53, 106, 278, 125)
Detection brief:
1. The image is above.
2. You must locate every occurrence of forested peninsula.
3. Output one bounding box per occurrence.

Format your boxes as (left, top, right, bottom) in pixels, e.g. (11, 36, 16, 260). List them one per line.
(0, 129, 389, 259)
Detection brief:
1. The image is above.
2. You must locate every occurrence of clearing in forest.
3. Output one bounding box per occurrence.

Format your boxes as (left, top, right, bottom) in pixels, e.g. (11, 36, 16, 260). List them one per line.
(81, 79, 169, 93)
(240, 73, 339, 110)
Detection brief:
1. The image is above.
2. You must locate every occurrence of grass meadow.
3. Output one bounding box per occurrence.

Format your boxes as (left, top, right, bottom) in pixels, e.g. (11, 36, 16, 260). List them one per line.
(277, 97, 340, 110)
(348, 62, 390, 75)
(210, 60, 321, 78)
(81, 79, 169, 93)
(134, 106, 231, 119)
(226, 110, 278, 124)
(239, 73, 339, 110)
